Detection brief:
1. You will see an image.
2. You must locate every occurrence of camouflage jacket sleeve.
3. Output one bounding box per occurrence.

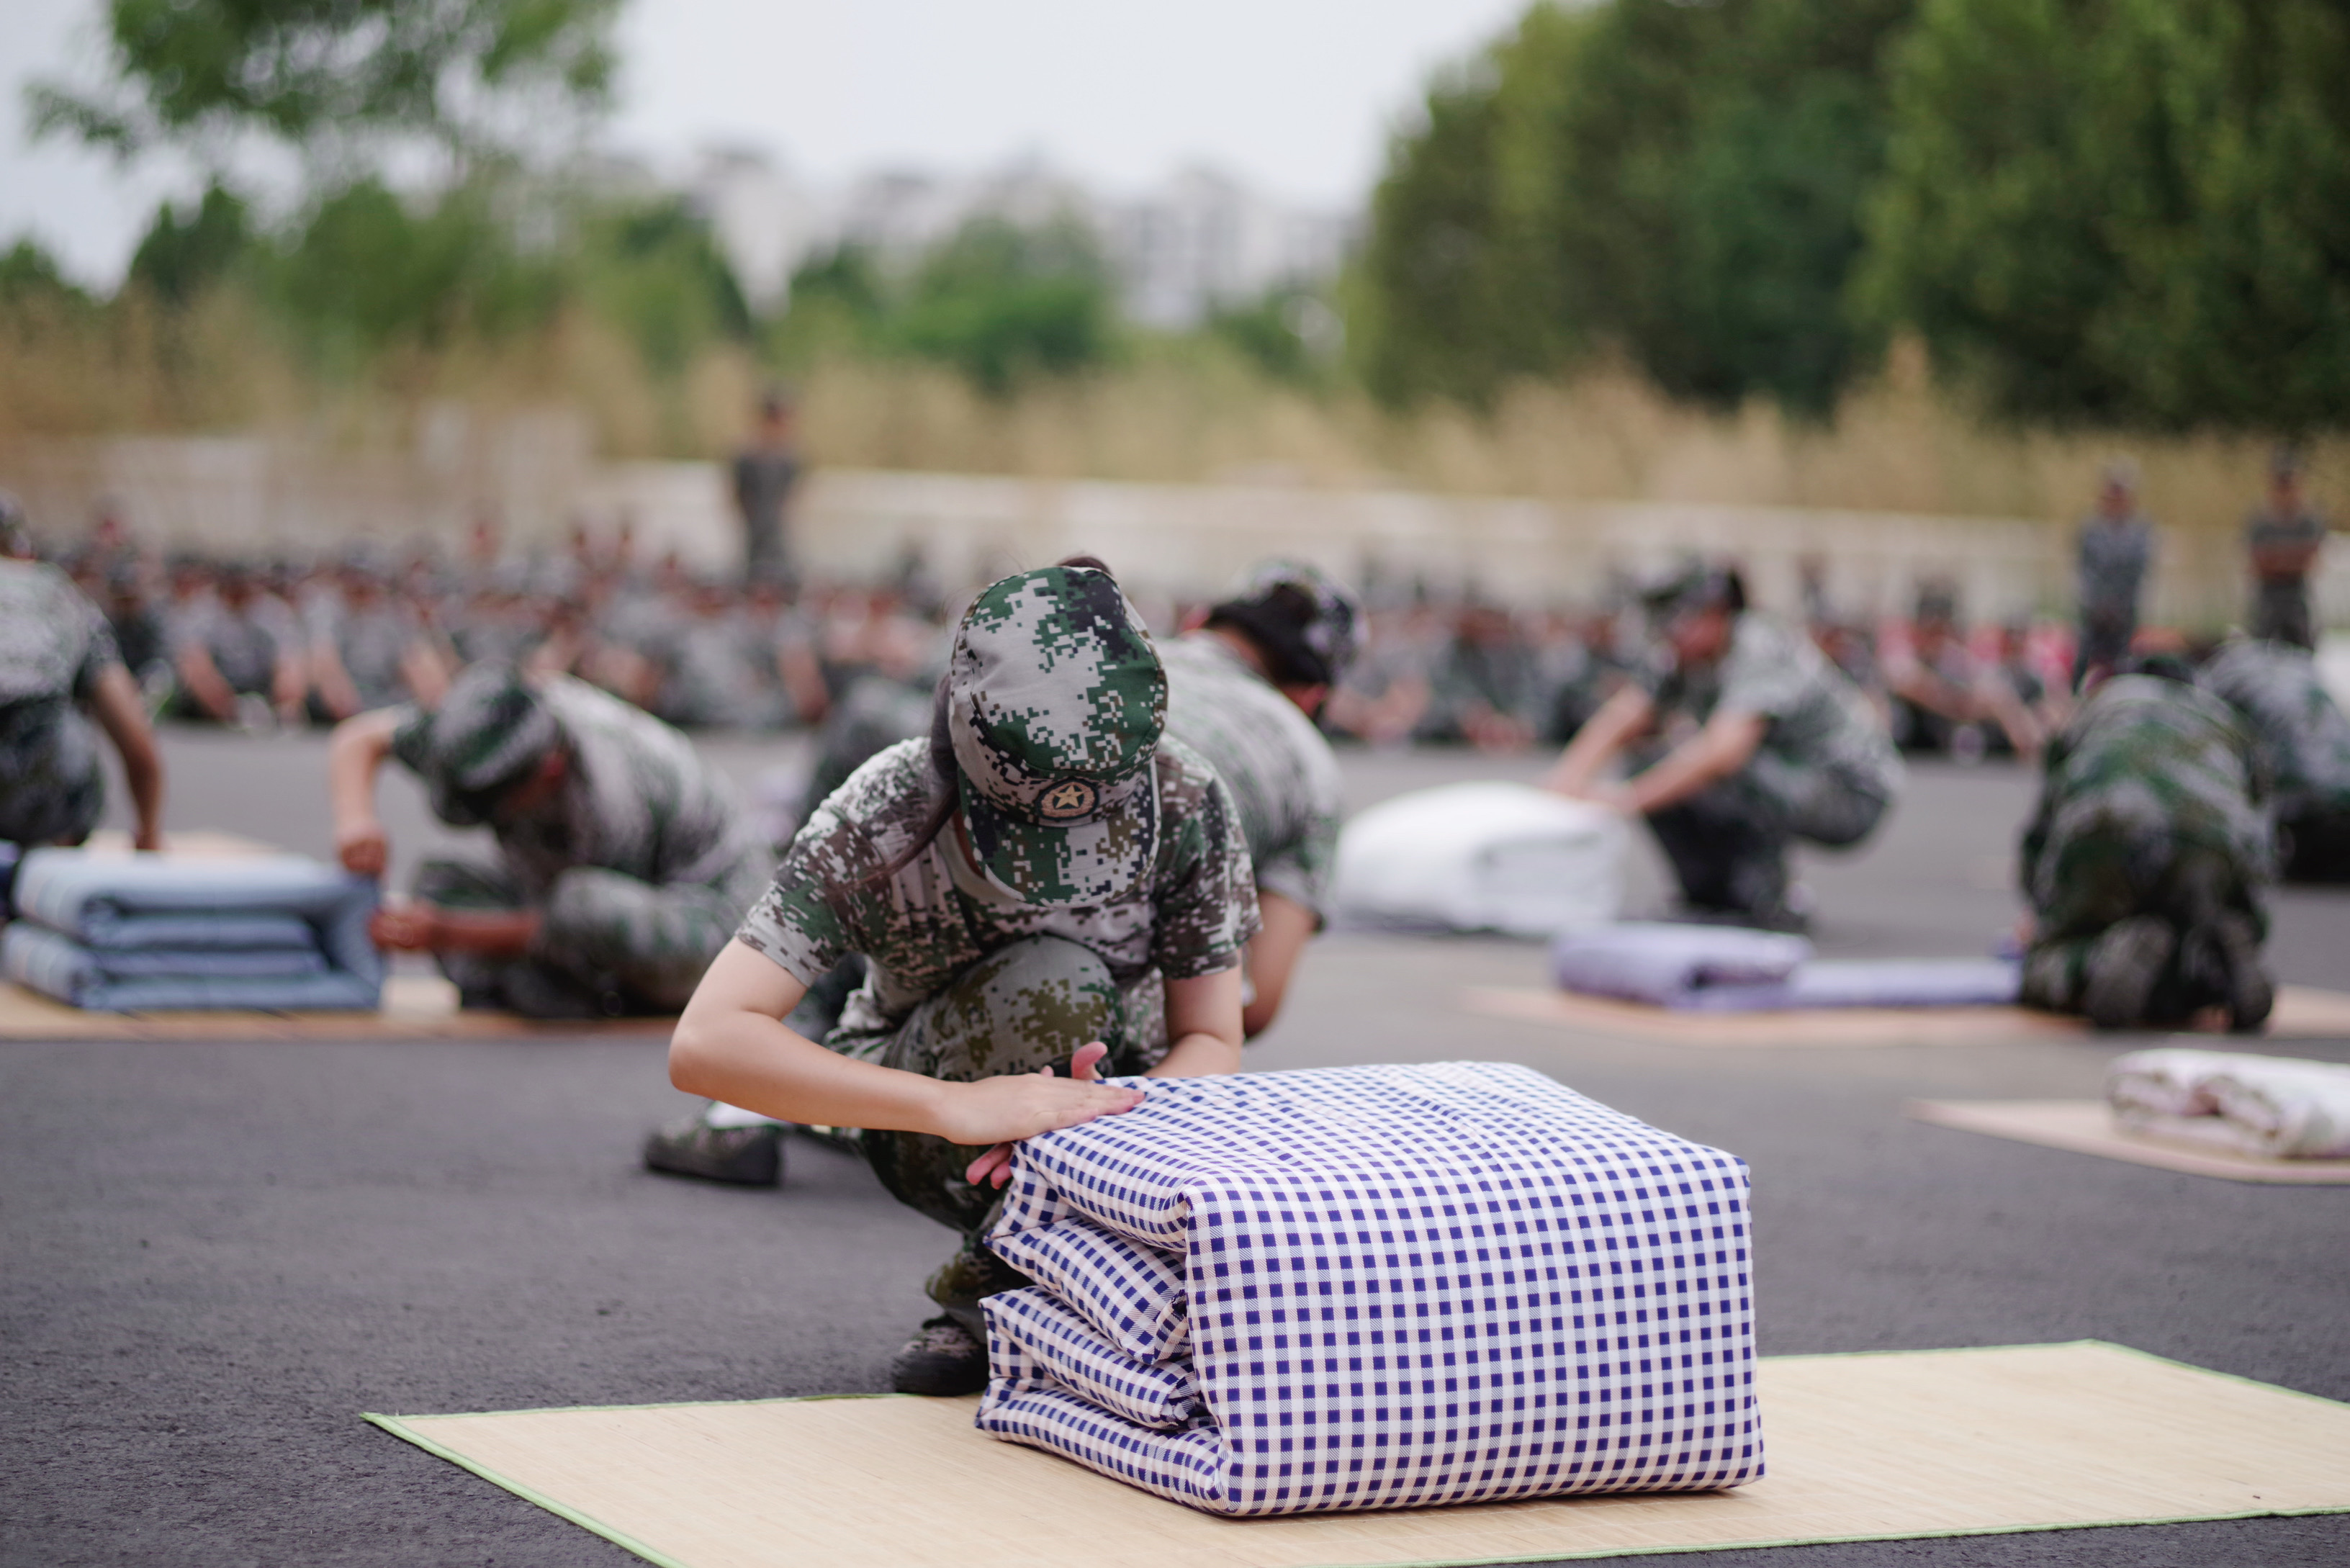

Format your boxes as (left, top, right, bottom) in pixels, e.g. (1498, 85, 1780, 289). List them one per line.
(733, 742, 924, 988)
(387, 703, 433, 774)
(1146, 739, 1261, 980)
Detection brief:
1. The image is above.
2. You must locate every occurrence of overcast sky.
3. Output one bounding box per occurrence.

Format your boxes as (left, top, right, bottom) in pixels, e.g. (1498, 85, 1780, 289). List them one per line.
(2, 0, 1527, 287)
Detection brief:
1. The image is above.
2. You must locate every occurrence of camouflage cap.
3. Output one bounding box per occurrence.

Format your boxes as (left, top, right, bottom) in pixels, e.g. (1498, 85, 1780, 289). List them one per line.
(418, 663, 564, 826)
(947, 564, 1167, 906)
(1210, 559, 1363, 686)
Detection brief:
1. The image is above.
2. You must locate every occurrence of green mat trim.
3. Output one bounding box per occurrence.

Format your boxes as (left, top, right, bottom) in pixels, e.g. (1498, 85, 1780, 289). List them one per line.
(364, 1341, 2350, 1568)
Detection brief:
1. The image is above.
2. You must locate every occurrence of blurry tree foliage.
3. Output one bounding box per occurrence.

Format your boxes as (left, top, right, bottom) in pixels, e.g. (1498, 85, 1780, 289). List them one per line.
(1858, 0, 2350, 431)
(29, 0, 619, 164)
(127, 185, 253, 308)
(1356, 0, 1915, 418)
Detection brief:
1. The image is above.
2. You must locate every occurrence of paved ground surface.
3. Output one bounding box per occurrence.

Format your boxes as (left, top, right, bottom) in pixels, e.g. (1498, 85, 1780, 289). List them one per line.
(4, 732, 2347, 1567)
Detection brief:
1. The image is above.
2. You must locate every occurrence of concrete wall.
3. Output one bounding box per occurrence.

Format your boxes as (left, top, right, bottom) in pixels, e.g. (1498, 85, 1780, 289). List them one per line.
(10, 429, 2346, 628)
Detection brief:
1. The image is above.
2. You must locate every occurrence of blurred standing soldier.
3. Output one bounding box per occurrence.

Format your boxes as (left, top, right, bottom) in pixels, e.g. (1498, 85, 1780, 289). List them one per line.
(2199, 636, 2350, 882)
(0, 495, 166, 851)
(325, 663, 769, 1018)
(2074, 461, 2156, 690)
(2244, 447, 2329, 650)
(1547, 565, 1902, 931)
(2018, 658, 2273, 1031)
(733, 388, 801, 588)
(171, 562, 307, 726)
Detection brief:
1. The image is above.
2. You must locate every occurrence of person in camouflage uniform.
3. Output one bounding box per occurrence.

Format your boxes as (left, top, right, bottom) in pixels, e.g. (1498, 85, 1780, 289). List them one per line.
(666, 564, 1255, 1396)
(2243, 448, 2331, 651)
(326, 663, 769, 1018)
(2199, 637, 2350, 882)
(1547, 565, 1903, 930)
(647, 557, 1356, 1184)
(2074, 462, 2157, 690)
(2018, 659, 2274, 1031)
(0, 495, 166, 851)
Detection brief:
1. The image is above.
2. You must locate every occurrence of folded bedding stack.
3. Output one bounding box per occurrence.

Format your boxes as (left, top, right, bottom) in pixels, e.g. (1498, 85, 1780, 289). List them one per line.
(1551, 922, 2020, 1011)
(1331, 782, 1629, 937)
(976, 1060, 1762, 1517)
(2110, 1048, 2350, 1159)
(0, 847, 382, 1011)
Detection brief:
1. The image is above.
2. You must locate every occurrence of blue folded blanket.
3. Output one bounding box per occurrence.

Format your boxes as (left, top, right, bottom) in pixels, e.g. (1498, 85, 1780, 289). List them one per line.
(1552, 922, 2019, 1011)
(2, 924, 378, 1011)
(4, 849, 382, 1011)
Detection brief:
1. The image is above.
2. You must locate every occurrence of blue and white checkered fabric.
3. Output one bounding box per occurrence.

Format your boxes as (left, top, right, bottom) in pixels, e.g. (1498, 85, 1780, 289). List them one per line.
(987, 1215, 1189, 1359)
(976, 1060, 1761, 1517)
(987, 1287, 1205, 1431)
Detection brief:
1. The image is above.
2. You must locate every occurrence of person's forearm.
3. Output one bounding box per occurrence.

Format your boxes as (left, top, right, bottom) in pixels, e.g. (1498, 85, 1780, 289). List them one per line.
(1547, 687, 1651, 795)
(178, 651, 236, 721)
(1623, 717, 1760, 816)
(672, 1009, 959, 1133)
(326, 712, 395, 832)
(1148, 1031, 1243, 1078)
(90, 667, 166, 844)
(273, 658, 306, 718)
(1240, 891, 1315, 1038)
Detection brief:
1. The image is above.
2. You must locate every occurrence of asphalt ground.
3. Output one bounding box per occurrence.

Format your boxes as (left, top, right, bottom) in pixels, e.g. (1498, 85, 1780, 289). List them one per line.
(4, 731, 2348, 1567)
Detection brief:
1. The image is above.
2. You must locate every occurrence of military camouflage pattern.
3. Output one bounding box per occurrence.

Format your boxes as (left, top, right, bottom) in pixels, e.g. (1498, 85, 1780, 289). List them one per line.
(390, 675, 769, 1014)
(734, 734, 1257, 1065)
(2018, 675, 2271, 1006)
(947, 567, 1169, 906)
(394, 664, 564, 826)
(0, 560, 122, 844)
(1645, 611, 1904, 814)
(795, 672, 938, 826)
(1159, 634, 1343, 921)
(2075, 513, 2156, 675)
(2199, 640, 2350, 820)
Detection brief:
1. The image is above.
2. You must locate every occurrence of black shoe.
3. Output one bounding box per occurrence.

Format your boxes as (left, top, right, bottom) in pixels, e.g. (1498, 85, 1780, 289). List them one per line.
(641, 1116, 784, 1186)
(890, 1314, 989, 1396)
(2081, 915, 2176, 1031)
(2208, 913, 2274, 1034)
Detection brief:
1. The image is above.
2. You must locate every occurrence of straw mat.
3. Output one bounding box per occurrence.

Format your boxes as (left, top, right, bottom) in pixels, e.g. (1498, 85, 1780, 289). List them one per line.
(1463, 984, 2350, 1047)
(366, 1341, 2350, 1568)
(1908, 1099, 2350, 1184)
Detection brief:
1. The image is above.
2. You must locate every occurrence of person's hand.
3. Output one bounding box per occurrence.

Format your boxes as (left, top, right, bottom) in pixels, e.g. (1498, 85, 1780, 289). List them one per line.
(368, 898, 441, 952)
(960, 1042, 1134, 1189)
(1557, 780, 1635, 814)
(336, 817, 390, 878)
(132, 824, 164, 853)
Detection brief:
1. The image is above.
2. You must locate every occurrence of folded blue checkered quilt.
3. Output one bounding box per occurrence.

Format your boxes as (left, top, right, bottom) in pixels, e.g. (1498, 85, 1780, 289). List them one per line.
(2, 849, 382, 1011)
(976, 1060, 1762, 1517)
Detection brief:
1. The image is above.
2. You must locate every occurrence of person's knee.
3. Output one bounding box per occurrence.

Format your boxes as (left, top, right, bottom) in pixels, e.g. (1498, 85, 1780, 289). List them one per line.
(928, 936, 1125, 1078)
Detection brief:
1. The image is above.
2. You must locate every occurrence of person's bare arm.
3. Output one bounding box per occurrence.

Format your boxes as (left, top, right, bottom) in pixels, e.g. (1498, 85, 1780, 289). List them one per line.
(670, 940, 1143, 1138)
(175, 644, 238, 723)
(1241, 891, 1316, 1039)
(312, 639, 362, 722)
(1150, 965, 1246, 1078)
(326, 708, 402, 875)
(1545, 683, 1654, 797)
(1620, 709, 1766, 815)
(86, 664, 164, 850)
(778, 639, 829, 725)
(271, 649, 307, 724)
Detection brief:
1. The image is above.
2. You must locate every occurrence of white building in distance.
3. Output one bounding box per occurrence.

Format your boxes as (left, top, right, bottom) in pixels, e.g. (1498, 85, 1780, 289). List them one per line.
(685, 148, 1356, 328)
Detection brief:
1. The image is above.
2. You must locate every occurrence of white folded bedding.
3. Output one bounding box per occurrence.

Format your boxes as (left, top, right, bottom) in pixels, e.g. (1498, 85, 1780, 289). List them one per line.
(2108, 1047, 2350, 1158)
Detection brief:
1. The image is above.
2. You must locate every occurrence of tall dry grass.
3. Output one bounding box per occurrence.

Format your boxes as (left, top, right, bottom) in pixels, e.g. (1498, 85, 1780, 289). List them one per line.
(2, 294, 2334, 551)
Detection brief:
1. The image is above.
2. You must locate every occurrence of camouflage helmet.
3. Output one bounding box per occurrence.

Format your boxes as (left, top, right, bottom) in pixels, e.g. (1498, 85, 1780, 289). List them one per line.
(947, 564, 1166, 906)
(1207, 559, 1362, 687)
(416, 663, 564, 826)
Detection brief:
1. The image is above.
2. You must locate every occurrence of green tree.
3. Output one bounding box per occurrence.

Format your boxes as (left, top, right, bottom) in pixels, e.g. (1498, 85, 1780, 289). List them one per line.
(0, 239, 95, 312)
(1858, 0, 2350, 430)
(1354, 0, 1917, 416)
(890, 217, 1115, 396)
(576, 198, 754, 376)
(29, 0, 620, 162)
(266, 179, 562, 361)
(127, 184, 251, 307)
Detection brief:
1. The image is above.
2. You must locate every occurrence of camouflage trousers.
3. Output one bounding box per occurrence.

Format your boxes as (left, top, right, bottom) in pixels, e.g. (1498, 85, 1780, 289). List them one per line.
(2249, 580, 2315, 652)
(417, 852, 766, 1019)
(1644, 754, 1891, 921)
(0, 697, 104, 847)
(2019, 831, 2266, 1014)
(853, 935, 1153, 1334)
